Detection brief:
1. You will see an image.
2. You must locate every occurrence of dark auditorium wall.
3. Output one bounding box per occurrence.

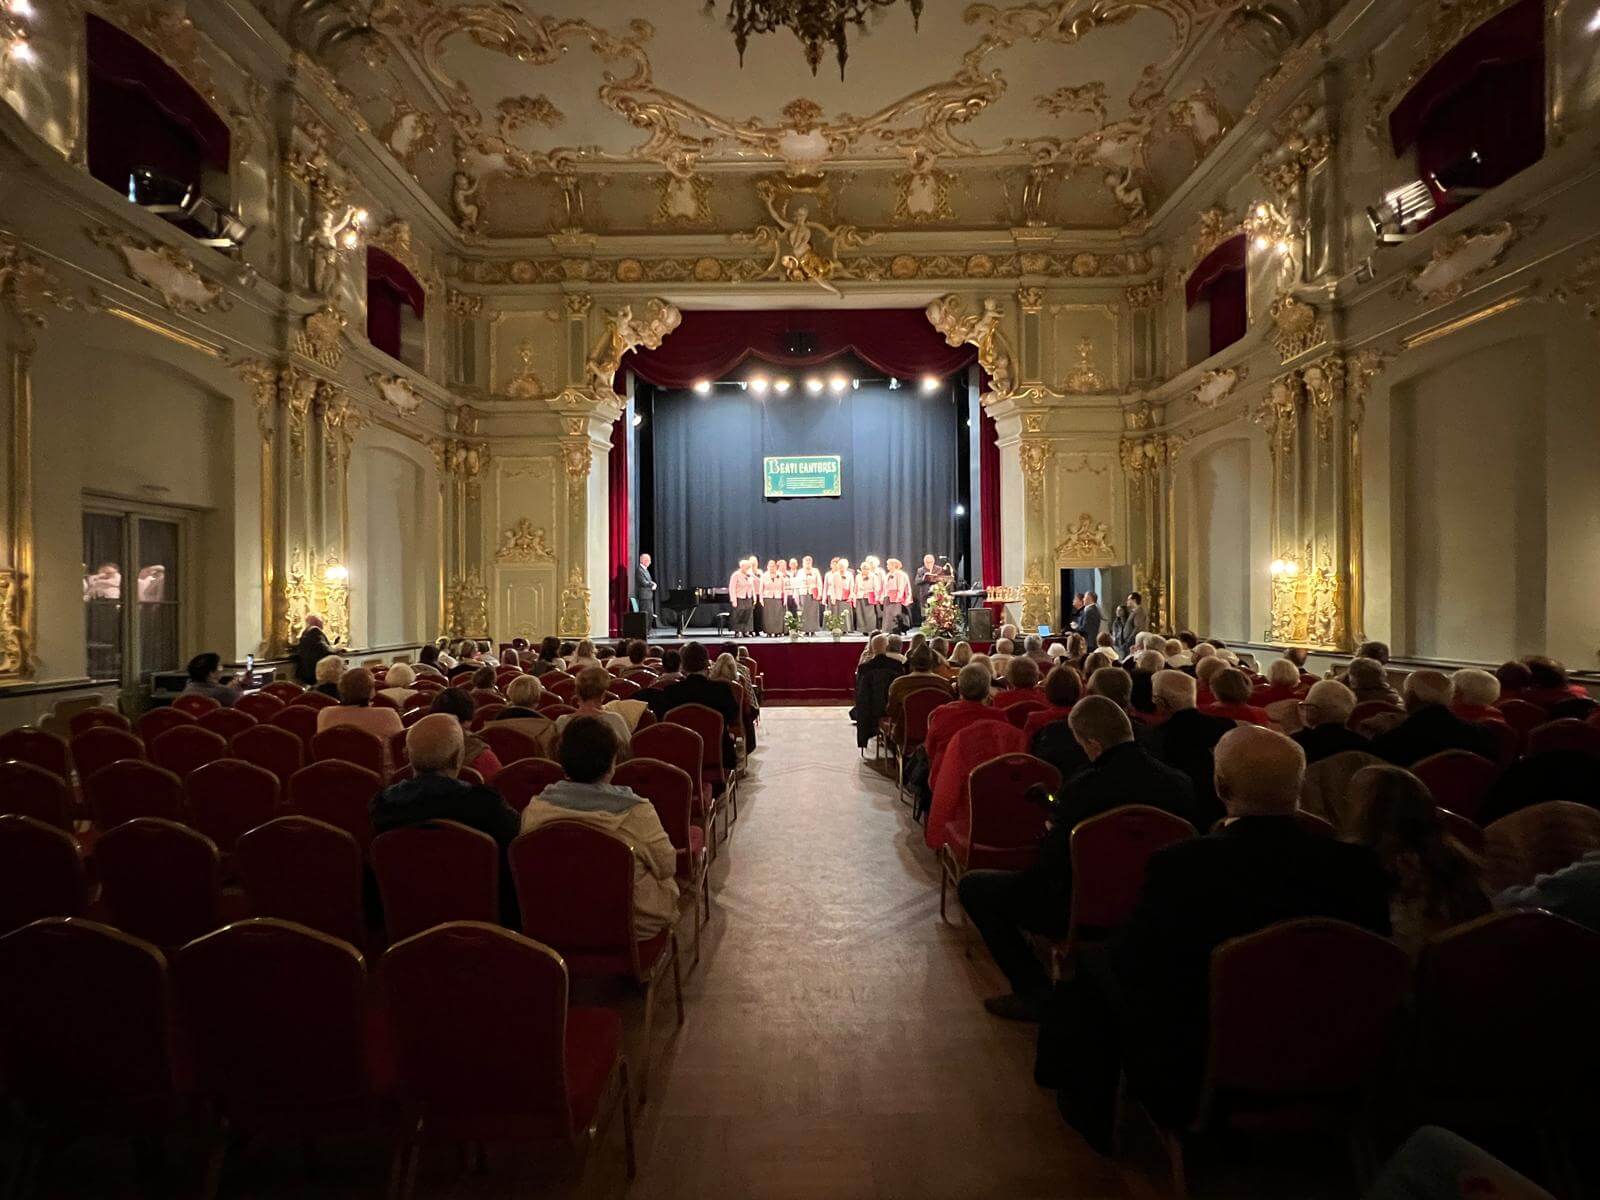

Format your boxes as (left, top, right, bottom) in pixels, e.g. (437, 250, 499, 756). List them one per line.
(647, 377, 960, 589)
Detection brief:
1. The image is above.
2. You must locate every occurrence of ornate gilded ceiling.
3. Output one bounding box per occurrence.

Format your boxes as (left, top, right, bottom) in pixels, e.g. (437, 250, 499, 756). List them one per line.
(264, 0, 1332, 238)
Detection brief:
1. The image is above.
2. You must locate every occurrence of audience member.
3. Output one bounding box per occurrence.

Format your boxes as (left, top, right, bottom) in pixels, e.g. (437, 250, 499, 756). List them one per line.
(1201, 668, 1271, 726)
(647, 641, 741, 766)
(1345, 656, 1401, 707)
(1145, 670, 1232, 829)
(470, 664, 499, 694)
(378, 662, 418, 708)
(1519, 655, 1589, 707)
(850, 633, 906, 751)
(492, 674, 555, 752)
(1369, 670, 1496, 767)
(1355, 640, 1391, 665)
(1493, 659, 1533, 702)
(317, 667, 405, 741)
(519, 716, 679, 938)
(182, 652, 249, 708)
(567, 639, 603, 673)
(554, 666, 632, 754)
(1291, 679, 1369, 762)
(655, 647, 683, 683)
(993, 656, 1044, 708)
(529, 636, 566, 676)
(924, 663, 1008, 779)
(1252, 657, 1303, 707)
(427, 688, 503, 781)
(1449, 668, 1506, 724)
(1027, 667, 1088, 776)
(885, 644, 951, 732)
(415, 643, 443, 677)
(313, 653, 345, 696)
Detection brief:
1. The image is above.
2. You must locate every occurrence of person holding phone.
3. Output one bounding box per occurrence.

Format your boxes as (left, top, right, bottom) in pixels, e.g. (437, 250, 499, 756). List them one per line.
(181, 651, 253, 708)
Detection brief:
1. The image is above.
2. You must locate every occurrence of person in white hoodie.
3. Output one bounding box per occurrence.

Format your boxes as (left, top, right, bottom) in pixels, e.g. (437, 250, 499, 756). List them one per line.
(519, 715, 679, 939)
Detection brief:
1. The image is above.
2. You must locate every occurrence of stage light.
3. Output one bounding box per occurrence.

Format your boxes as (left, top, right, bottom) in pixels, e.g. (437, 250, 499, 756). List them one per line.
(750, 376, 769, 395)
(888, 377, 901, 390)
(692, 379, 711, 394)
(953, 503, 966, 516)
(805, 377, 824, 394)
(828, 375, 847, 394)
(773, 377, 791, 393)
(851, 379, 860, 390)
(920, 375, 940, 394)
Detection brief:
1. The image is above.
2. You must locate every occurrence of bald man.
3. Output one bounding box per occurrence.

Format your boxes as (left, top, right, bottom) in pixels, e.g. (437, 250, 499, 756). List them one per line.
(1043, 725, 1390, 1150)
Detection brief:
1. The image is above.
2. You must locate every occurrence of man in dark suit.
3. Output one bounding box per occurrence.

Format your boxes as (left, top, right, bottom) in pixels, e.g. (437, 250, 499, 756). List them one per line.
(635, 553, 658, 629)
(1075, 591, 1103, 644)
(1370, 669, 1496, 767)
(289, 613, 334, 685)
(849, 633, 906, 752)
(1041, 725, 1391, 1152)
(959, 697, 1200, 1021)
(645, 640, 741, 766)
(1291, 679, 1371, 763)
(1145, 669, 1234, 829)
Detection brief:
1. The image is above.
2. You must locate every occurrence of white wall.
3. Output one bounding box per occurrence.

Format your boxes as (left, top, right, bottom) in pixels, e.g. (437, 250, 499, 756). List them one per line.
(1185, 437, 1252, 641)
(350, 441, 430, 648)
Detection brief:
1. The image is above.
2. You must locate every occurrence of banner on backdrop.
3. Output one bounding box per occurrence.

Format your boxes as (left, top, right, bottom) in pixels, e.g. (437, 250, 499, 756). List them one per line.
(763, 454, 842, 499)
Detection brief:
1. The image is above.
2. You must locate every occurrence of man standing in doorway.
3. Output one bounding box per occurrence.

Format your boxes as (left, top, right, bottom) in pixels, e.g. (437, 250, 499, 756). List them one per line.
(635, 553, 658, 629)
(1076, 591, 1103, 644)
(1125, 591, 1150, 639)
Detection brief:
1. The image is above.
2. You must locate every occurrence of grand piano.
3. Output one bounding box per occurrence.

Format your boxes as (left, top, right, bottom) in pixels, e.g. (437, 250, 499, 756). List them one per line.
(661, 585, 732, 636)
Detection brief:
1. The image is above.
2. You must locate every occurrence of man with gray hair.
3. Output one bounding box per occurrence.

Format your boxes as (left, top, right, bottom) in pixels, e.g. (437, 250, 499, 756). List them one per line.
(1043, 724, 1390, 1149)
(1146, 669, 1233, 829)
(850, 630, 906, 751)
(1289, 679, 1369, 763)
(959, 695, 1198, 1023)
(1369, 669, 1496, 766)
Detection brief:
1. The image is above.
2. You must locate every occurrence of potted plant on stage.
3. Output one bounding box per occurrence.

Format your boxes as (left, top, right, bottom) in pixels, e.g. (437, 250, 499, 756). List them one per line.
(784, 610, 804, 641)
(824, 609, 848, 641)
(921, 581, 962, 640)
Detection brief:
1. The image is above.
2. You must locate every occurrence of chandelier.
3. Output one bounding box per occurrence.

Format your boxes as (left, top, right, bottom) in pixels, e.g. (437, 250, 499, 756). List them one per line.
(707, 0, 924, 78)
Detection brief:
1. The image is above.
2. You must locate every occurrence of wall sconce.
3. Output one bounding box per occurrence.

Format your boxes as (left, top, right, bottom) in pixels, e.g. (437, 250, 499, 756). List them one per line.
(4, 0, 34, 66)
(1269, 557, 1300, 578)
(323, 562, 350, 583)
(1245, 202, 1297, 258)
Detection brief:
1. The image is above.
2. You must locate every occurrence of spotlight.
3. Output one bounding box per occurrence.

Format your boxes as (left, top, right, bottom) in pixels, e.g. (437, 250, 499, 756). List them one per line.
(805, 377, 824, 394)
(1366, 180, 1436, 245)
(773, 378, 791, 393)
(828, 375, 847, 394)
(953, 503, 967, 516)
(920, 375, 940, 394)
(750, 376, 769, 395)
(851, 379, 860, 390)
(631, 412, 643, 427)
(888, 378, 901, 390)
(692, 380, 711, 395)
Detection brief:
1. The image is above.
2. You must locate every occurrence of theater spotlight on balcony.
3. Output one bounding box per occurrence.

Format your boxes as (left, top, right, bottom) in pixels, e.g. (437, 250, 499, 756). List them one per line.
(1366, 180, 1436, 245)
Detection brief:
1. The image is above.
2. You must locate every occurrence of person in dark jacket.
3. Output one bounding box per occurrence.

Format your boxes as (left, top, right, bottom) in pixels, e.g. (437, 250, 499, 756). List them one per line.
(1290, 679, 1371, 763)
(644, 640, 742, 766)
(849, 633, 906, 751)
(1369, 670, 1496, 767)
(1145, 669, 1233, 829)
(1041, 725, 1391, 1152)
(289, 614, 334, 686)
(959, 697, 1200, 1021)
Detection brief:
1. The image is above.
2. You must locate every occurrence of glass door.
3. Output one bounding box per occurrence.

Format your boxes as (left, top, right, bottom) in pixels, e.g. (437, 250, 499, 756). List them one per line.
(83, 507, 186, 686)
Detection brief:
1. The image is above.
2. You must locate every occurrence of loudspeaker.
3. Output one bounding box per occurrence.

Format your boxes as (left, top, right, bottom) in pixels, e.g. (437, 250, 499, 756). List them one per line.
(783, 330, 815, 356)
(621, 612, 649, 639)
(967, 607, 994, 641)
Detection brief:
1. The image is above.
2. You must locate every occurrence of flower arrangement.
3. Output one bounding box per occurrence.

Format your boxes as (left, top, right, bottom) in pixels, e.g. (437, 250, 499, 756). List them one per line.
(784, 610, 804, 638)
(921, 581, 962, 640)
(824, 609, 849, 638)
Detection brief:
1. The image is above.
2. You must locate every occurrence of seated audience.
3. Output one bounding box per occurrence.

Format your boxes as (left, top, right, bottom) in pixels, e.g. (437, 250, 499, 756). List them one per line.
(1145, 669, 1233, 829)
(884, 634, 906, 664)
(1449, 668, 1506, 724)
(1478, 749, 1600, 823)
(427, 688, 503, 781)
(1022, 665, 1082, 741)
(1043, 726, 1390, 1151)
(378, 661, 418, 708)
(470, 664, 500, 695)
(182, 652, 249, 708)
(710, 653, 758, 751)
(989, 638, 1015, 677)
(850, 633, 906, 751)
(317, 667, 405, 740)
(314, 653, 345, 696)
(520, 716, 679, 938)
(529, 635, 566, 676)
(415, 643, 443, 677)
(1355, 640, 1391, 665)
(924, 662, 1008, 779)
(993, 656, 1044, 709)
(654, 647, 683, 684)
(1251, 657, 1304, 707)
(1519, 655, 1589, 707)
(1290, 679, 1368, 762)
(646, 641, 741, 766)
(885, 644, 949, 732)
(1348, 765, 1489, 953)
(492, 674, 556, 752)
(1201, 668, 1271, 726)
(1345, 656, 1400, 707)
(1493, 659, 1532, 703)
(566, 639, 603, 673)
(1022, 634, 1051, 667)
(1193, 654, 1226, 707)
(1495, 849, 1600, 933)
(1369, 670, 1496, 767)
(555, 666, 632, 755)
(949, 641, 973, 670)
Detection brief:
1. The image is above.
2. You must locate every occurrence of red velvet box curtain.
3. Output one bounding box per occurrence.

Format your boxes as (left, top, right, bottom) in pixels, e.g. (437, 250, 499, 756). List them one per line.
(1185, 234, 1248, 358)
(608, 414, 629, 636)
(980, 407, 1002, 590)
(366, 248, 426, 361)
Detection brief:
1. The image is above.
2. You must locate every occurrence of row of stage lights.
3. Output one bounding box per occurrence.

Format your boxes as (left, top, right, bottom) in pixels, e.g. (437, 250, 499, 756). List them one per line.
(691, 375, 944, 397)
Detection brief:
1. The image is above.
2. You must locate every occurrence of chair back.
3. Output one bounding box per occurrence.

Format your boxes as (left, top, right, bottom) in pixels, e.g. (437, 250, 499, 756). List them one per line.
(311, 724, 386, 776)
(665, 703, 725, 774)
(0, 760, 72, 829)
(258, 681, 304, 703)
(0, 918, 173, 1125)
(234, 691, 284, 722)
(1345, 700, 1400, 730)
(491, 757, 567, 812)
(95, 818, 221, 948)
(185, 758, 280, 852)
(230, 723, 305, 790)
(1527, 718, 1600, 760)
(1003, 700, 1048, 730)
(287, 761, 382, 854)
(236, 816, 365, 947)
(85, 759, 184, 830)
(1265, 698, 1303, 734)
(372, 820, 500, 942)
(902, 688, 948, 746)
(631, 722, 705, 801)
(1482, 801, 1600, 892)
(0, 726, 69, 777)
(136, 706, 194, 742)
(171, 693, 220, 718)
(510, 822, 635, 962)
(1497, 698, 1550, 741)
(1068, 805, 1196, 935)
(172, 919, 374, 1133)
(70, 706, 131, 736)
(268, 703, 321, 749)
(71, 725, 146, 783)
(148, 724, 229, 779)
(612, 758, 695, 856)
(1298, 750, 1384, 830)
(966, 753, 1060, 851)
(379, 922, 579, 1141)
(0, 816, 86, 935)
(608, 677, 641, 700)
(1415, 910, 1600, 1124)
(470, 689, 504, 711)
(198, 706, 257, 740)
(546, 675, 578, 700)
(1477, 719, 1520, 765)
(1411, 750, 1502, 822)
(470, 703, 505, 730)
(1198, 919, 1408, 1123)
(1437, 807, 1485, 853)
(479, 724, 544, 766)
(289, 690, 338, 710)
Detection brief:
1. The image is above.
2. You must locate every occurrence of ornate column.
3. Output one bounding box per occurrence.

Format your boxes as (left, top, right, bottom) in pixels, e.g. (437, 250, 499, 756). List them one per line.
(1343, 349, 1392, 648)
(432, 409, 490, 639)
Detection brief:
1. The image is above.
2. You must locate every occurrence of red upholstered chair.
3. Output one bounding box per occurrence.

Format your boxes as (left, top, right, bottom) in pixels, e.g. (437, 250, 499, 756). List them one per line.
(401, 707, 429, 728)
(1482, 801, 1600, 893)
(608, 677, 641, 700)
(1527, 718, 1600, 760)
(288, 690, 338, 710)
(268, 703, 322, 751)
(469, 688, 504, 711)
(666, 702, 735, 834)
(198, 706, 257, 741)
(85, 759, 184, 831)
(546, 675, 578, 701)
(136, 705, 194, 742)
(70, 706, 131, 736)
(478, 724, 543, 766)
(185, 758, 280, 853)
(1133, 919, 1409, 1196)
(543, 703, 577, 718)
(172, 919, 393, 1178)
(510, 821, 684, 1101)
(378, 922, 635, 1186)
(1438, 807, 1485, 853)
(469, 703, 504, 731)
(1346, 700, 1401, 730)
(171, 693, 220, 718)
(410, 676, 445, 694)
(536, 693, 568, 713)
(71, 725, 145, 784)
(897, 689, 950, 801)
(1060, 805, 1197, 968)
(288, 761, 381, 855)
(148, 724, 229, 779)
(388, 728, 410, 769)
(236, 816, 366, 948)
(258, 680, 304, 703)
(234, 691, 284, 722)
(495, 668, 523, 689)
(938, 753, 1060, 923)
(1411, 750, 1502, 822)
(370, 692, 400, 711)
(0, 725, 70, 778)
(94, 818, 224, 949)
(491, 756, 566, 813)
(1477, 718, 1520, 766)
(0, 760, 73, 830)
(613, 758, 709, 958)
(634, 708, 658, 732)
(0, 816, 87, 935)
(230, 723, 305, 791)
(0, 918, 178, 1151)
(1415, 911, 1600, 1140)
(459, 766, 485, 787)
(311, 725, 386, 777)
(631, 722, 713, 848)
(1003, 700, 1049, 730)
(1497, 698, 1550, 744)
(372, 820, 500, 942)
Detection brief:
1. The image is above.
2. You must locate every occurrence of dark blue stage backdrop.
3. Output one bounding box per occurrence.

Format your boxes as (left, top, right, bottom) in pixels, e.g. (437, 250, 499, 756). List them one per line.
(647, 376, 960, 589)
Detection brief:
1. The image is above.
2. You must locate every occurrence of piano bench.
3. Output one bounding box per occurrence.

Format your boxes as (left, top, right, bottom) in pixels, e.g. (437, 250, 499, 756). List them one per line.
(715, 611, 732, 633)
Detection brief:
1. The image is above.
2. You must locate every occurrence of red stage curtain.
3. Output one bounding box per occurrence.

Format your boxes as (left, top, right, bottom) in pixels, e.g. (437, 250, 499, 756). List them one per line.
(980, 407, 1002, 587)
(1185, 234, 1248, 358)
(366, 248, 425, 360)
(608, 413, 629, 636)
(618, 308, 977, 391)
